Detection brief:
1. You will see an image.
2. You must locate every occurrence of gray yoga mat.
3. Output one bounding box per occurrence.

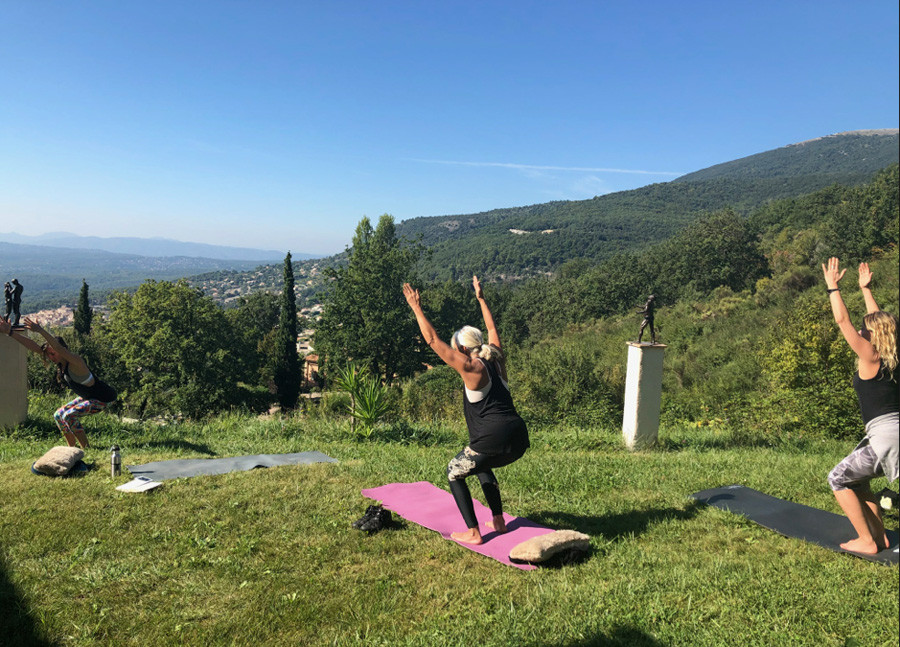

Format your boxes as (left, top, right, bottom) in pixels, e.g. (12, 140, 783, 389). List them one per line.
(692, 485, 898, 566)
(127, 451, 338, 481)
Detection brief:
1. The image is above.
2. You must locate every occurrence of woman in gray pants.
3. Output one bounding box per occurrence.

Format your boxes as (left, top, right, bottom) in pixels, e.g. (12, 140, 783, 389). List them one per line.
(823, 258, 899, 555)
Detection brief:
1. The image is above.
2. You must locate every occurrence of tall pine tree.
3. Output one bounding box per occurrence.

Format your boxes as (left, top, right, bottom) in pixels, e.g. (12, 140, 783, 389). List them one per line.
(273, 252, 301, 409)
(316, 215, 422, 383)
(74, 279, 93, 336)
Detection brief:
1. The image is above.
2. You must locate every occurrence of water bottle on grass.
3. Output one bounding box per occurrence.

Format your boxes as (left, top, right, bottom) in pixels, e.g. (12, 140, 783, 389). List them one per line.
(111, 445, 121, 478)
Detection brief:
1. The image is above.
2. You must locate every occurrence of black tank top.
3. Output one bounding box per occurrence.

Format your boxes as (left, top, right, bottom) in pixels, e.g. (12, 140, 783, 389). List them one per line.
(853, 363, 899, 425)
(64, 367, 118, 404)
(463, 359, 529, 455)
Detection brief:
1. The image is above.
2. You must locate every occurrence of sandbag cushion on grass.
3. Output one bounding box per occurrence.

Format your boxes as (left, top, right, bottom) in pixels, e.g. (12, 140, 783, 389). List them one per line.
(509, 529, 591, 565)
(32, 446, 84, 476)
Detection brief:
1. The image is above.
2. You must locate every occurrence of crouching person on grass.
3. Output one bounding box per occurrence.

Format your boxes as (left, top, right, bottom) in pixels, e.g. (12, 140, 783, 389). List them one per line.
(403, 276, 530, 545)
(1, 317, 117, 449)
(822, 258, 899, 554)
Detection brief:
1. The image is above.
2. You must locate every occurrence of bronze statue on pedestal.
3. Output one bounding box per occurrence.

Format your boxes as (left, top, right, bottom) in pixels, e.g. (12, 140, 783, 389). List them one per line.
(636, 294, 657, 344)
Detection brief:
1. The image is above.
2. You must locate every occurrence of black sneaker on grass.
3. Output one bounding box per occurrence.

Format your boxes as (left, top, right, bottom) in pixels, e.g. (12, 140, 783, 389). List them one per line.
(352, 505, 383, 530)
(359, 507, 393, 533)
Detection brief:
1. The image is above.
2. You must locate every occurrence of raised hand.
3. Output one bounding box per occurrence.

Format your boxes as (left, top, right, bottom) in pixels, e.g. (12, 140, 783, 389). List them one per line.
(402, 283, 421, 310)
(858, 262, 873, 289)
(858, 262, 881, 313)
(472, 275, 484, 300)
(821, 257, 846, 290)
(23, 317, 45, 334)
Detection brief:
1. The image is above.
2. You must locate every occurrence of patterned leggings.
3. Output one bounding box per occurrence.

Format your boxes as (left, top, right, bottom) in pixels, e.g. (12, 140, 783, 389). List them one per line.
(54, 398, 107, 438)
(828, 442, 883, 491)
(447, 446, 526, 529)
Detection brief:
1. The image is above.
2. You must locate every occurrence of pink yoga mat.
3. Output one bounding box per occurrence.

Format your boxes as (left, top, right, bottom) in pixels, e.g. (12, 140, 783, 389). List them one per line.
(361, 481, 554, 571)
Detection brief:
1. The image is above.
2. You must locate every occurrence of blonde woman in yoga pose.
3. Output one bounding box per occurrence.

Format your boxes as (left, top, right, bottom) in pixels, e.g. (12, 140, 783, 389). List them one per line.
(823, 258, 899, 554)
(403, 276, 529, 545)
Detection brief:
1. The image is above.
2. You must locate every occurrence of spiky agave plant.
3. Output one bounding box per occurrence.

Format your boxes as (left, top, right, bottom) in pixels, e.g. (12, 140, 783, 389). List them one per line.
(351, 375, 391, 438)
(332, 361, 367, 436)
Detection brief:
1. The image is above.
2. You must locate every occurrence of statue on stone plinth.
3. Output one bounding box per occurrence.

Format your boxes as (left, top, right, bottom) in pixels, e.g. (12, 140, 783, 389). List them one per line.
(636, 294, 657, 344)
(10, 279, 23, 327)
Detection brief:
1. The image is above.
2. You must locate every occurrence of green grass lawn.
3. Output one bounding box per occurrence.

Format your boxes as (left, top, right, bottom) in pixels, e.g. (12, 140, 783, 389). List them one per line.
(1, 397, 898, 647)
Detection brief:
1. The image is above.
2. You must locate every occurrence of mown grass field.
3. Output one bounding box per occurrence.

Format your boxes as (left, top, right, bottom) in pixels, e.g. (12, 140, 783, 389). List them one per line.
(1, 396, 898, 647)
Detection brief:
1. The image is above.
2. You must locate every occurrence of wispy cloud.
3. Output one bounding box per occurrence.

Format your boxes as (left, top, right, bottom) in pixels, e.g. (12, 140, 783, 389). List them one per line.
(409, 158, 683, 176)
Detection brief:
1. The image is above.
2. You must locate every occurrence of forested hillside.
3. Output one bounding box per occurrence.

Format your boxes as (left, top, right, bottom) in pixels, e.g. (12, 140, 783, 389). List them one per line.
(395, 163, 899, 440)
(481, 164, 899, 346)
(397, 130, 898, 280)
(22, 159, 899, 445)
(674, 129, 898, 182)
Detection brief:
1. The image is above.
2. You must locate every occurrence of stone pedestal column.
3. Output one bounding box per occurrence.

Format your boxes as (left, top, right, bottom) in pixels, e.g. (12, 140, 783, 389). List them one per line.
(622, 342, 666, 450)
(0, 334, 28, 428)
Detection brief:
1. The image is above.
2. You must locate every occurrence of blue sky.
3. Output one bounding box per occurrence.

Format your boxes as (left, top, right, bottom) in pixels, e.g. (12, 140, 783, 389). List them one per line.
(1, 1, 898, 256)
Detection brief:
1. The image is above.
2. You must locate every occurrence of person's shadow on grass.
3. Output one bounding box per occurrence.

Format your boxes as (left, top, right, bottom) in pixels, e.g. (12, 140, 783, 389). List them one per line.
(0, 556, 52, 647)
(543, 624, 668, 646)
(529, 501, 702, 543)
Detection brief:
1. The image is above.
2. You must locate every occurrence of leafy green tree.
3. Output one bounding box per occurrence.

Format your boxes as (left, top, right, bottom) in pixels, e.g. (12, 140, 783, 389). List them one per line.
(419, 279, 482, 346)
(396, 365, 461, 421)
(73, 279, 93, 336)
(103, 280, 244, 418)
(648, 208, 768, 300)
(224, 290, 281, 388)
(273, 252, 301, 409)
(821, 164, 900, 262)
(316, 215, 422, 383)
(511, 320, 626, 427)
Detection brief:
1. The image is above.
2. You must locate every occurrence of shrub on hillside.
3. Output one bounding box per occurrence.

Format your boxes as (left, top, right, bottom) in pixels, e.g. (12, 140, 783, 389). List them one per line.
(396, 365, 461, 422)
(757, 292, 860, 439)
(511, 324, 626, 427)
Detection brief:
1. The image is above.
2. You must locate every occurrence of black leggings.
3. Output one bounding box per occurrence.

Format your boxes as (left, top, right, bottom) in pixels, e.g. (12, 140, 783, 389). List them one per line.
(447, 446, 525, 529)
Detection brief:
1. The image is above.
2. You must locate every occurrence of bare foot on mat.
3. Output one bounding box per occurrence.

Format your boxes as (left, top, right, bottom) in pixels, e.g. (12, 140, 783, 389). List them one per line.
(485, 516, 508, 534)
(451, 529, 483, 545)
(840, 537, 881, 554)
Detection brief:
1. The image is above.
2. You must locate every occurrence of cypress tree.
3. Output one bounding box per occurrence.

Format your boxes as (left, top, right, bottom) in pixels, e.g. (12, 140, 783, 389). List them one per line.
(273, 252, 301, 409)
(73, 279, 93, 336)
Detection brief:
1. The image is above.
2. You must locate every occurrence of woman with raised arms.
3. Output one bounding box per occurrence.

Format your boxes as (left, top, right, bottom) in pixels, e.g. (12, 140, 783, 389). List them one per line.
(403, 276, 530, 545)
(822, 258, 899, 554)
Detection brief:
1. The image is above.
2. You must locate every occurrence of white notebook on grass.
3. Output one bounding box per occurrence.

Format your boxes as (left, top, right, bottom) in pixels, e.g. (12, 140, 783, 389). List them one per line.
(116, 477, 163, 493)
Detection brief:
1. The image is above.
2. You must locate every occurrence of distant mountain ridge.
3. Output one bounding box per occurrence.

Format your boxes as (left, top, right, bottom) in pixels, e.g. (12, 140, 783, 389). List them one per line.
(393, 130, 899, 280)
(673, 129, 899, 183)
(0, 232, 310, 262)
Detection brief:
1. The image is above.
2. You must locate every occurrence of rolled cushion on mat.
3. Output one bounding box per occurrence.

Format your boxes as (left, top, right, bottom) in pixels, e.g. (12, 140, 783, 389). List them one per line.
(33, 446, 84, 476)
(509, 530, 590, 564)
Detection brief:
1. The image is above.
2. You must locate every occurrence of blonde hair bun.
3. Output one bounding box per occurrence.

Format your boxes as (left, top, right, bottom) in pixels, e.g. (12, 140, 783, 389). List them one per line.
(476, 344, 495, 361)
